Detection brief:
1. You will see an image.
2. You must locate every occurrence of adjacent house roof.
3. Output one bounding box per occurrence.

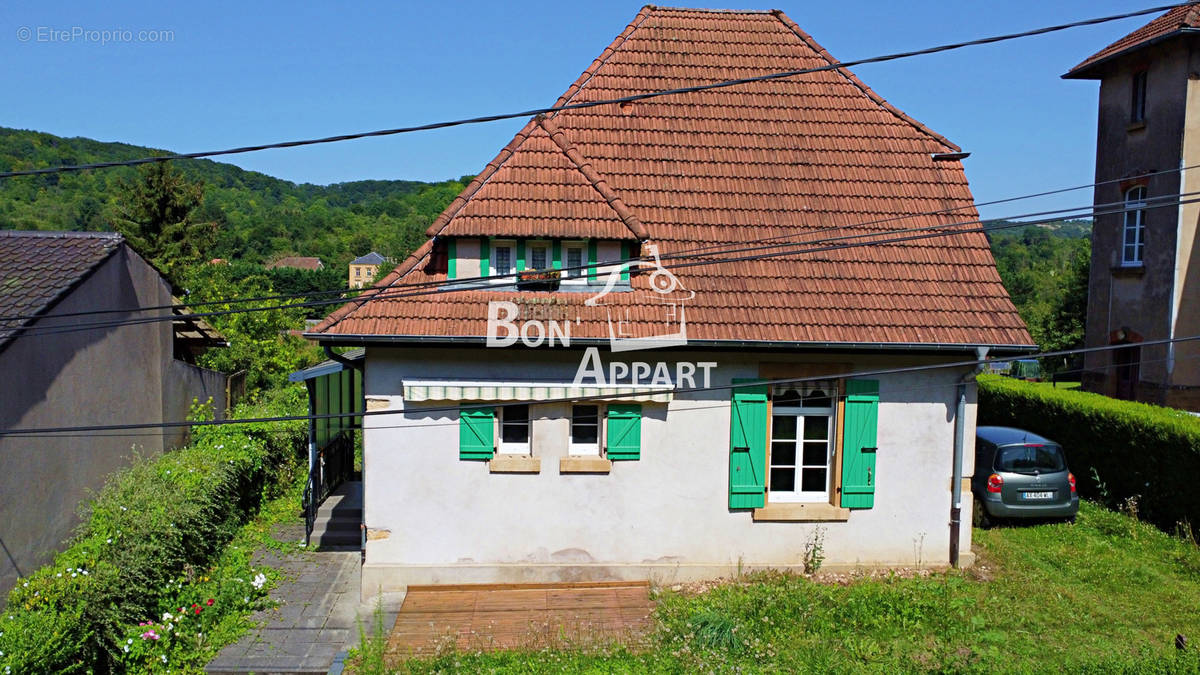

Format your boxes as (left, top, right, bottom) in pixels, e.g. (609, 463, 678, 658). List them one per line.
(351, 252, 387, 265)
(313, 6, 1032, 349)
(267, 256, 323, 271)
(1065, 3, 1200, 79)
(0, 231, 124, 349)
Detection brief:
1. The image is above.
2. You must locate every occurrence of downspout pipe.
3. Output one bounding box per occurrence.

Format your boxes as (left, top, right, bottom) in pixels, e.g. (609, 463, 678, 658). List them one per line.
(950, 346, 989, 568)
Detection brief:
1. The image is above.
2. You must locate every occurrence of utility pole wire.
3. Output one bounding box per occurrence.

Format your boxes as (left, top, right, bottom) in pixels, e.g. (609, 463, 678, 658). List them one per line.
(5, 190, 1194, 341)
(0, 3, 1183, 180)
(1, 333, 1195, 437)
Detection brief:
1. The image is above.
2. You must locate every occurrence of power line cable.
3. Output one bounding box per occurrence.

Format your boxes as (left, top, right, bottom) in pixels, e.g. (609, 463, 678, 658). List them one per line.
(1, 333, 1195, 437)
(2, 155, 1194, 325)
(0, 3, 1183, 181)
(5, 189, 1191, 341)
(10, 349, 1186, 440)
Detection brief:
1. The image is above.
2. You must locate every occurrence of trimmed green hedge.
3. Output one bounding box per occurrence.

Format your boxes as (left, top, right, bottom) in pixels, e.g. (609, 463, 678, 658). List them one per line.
(0, 388, 306, 673)
(978, 374, 1200, 529)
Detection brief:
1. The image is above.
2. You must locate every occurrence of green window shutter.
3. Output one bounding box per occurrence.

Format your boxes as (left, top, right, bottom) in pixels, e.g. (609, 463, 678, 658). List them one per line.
(729, 380, 768, 509)
(606, 403, 642, 460)
(352, 368, 363, 428)
(587, 240, 598, 283)
(516, 240, 526, 271)
(480, 237, 490, 278)
(620, 242, 631, 281)
(840, 379, 880, 509)
(552, 240, 562, 270)
(315, 375, 330, 449)
(447, 238, 457, 280)
(459, 407, 495, 460)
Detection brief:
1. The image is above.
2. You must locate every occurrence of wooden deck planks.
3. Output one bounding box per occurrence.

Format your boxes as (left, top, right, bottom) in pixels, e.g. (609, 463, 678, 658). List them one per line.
(385, 582, 654, 657)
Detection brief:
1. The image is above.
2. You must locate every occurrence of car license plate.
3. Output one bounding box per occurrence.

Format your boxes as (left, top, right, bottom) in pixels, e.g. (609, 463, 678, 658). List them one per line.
(1022, 491, 1054, 500)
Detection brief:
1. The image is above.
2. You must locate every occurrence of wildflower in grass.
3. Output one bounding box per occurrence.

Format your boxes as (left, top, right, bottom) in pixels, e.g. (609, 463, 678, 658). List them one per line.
(141, 630, 159, 641)
(160, 655, 167, 663)
(206, 598, 214, 606)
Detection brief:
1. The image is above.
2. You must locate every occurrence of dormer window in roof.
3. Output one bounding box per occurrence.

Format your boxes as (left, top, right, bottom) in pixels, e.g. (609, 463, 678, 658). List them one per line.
(445, 236, 636, 290)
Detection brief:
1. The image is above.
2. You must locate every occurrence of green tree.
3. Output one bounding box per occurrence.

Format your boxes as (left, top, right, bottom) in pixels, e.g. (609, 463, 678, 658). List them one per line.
(113, 161, 217, 280)
(181, 263, 322, 396)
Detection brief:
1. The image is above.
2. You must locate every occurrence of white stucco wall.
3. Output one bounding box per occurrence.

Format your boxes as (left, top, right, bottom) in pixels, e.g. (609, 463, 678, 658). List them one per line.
(359, 347, 977, 597)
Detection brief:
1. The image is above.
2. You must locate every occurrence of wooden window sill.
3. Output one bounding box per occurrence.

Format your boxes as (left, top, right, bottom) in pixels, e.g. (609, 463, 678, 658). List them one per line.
(558, 456, 612, 474)
(488, 455, 541, 473)
(753, 502, 850, 522)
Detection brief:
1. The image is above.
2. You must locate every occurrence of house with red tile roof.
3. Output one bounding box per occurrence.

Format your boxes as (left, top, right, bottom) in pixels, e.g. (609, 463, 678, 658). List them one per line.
(307, 6, 1033, 597)
(1064, 3, 1200, 409)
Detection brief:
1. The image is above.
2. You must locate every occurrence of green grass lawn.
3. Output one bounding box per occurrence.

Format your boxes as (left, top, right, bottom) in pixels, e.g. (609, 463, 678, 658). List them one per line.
(353, 502, 1200, 673)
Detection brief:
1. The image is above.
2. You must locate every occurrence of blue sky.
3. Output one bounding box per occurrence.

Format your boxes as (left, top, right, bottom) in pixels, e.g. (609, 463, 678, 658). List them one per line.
(0, 1, 1161, 218)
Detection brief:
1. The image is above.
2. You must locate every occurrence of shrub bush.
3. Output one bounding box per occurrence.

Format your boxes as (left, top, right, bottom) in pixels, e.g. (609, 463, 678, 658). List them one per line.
(977, 374, 1200, 530)
(0, 387, 306, 673)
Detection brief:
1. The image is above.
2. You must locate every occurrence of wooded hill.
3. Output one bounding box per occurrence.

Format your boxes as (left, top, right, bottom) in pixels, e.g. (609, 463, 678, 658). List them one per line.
(0, 127, 470, 268)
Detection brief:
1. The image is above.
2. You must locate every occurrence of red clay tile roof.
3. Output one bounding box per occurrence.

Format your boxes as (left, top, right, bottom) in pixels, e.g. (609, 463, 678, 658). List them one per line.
(1065, 3, 1200, 79)
(0, 231, 124, 350)
(314, 7, 1032, 348)
(267, 256, 324, 271)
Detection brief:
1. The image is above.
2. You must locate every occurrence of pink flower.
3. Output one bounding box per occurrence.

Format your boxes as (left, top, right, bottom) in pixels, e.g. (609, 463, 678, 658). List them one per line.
(206, 599, 214, 606)
(140, 630, 159, 641)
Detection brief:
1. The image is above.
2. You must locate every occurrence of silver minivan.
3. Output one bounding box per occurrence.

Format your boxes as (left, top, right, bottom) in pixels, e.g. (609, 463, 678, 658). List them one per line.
(973, 426, 1079, 527)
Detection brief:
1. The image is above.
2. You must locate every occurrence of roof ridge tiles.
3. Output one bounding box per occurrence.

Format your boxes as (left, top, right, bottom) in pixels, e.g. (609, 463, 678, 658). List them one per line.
(537, 116, 649, 240)
(769, 10, 960, 154)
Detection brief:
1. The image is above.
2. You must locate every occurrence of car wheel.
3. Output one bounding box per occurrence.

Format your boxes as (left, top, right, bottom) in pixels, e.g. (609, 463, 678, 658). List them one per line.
(972, 499, 991, 529)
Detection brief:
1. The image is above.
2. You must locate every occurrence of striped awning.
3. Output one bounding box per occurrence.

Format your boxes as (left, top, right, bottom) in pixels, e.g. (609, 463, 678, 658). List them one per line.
(402, 379, 673, 403)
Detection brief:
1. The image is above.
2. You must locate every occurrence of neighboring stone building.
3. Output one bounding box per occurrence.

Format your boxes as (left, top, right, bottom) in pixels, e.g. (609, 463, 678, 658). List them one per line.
(349, 251, 386, 289)
(0, 231, 228, 596)
(308, 7, 1033, 600)
(1065, 4, 1200, 408)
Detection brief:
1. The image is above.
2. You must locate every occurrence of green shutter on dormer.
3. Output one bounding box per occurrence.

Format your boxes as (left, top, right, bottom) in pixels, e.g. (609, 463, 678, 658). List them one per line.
(552, 240, 562, 270)
(587, 240, 598, 282)
(447, 239, 457, 280)
(516, 240, 526, 271)
(459, 407, 495, 460)
(480, 237, 490, 279)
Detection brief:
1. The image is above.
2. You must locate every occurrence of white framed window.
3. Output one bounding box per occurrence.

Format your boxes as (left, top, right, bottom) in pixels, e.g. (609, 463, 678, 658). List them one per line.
(562, 242, 587, 284)
(528, 242, 549, 271)
(769, 382, 836, 503)
(498, 404, 530, 454)
(491, 240, 516, 281)
(1123, 186, 1146, 266)
(569, 404, 601, 455)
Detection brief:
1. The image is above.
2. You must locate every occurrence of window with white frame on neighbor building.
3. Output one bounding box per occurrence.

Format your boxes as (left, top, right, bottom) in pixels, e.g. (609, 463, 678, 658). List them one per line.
(1123, 186, 1146, 266)
(769, 382, 836, 503)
